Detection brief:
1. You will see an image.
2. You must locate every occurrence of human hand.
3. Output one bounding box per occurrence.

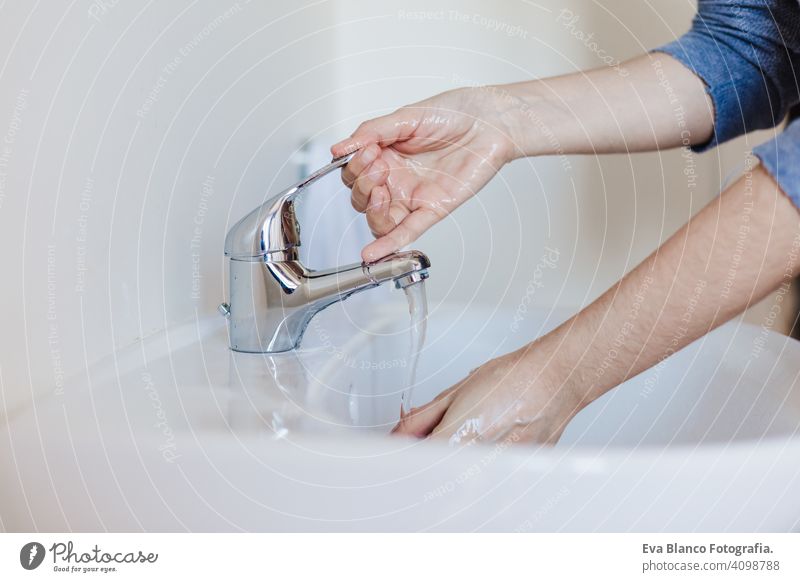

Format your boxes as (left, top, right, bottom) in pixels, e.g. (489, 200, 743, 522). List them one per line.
(392, 346, 582, 445)
(331, 87, 518, 262)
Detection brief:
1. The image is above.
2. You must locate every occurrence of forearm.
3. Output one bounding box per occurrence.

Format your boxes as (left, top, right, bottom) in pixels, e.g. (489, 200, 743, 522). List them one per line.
(493, 53, 713, 158)
(527, 164, 800, 408)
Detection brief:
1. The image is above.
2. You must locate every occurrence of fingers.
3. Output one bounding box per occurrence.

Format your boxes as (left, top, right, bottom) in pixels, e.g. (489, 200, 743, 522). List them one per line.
(331, 125, 382, 160)
(350, 157, 389, 213)
(361, 205, 442, 262)
(392, 387, 458, 438)
(331, 108, 417, 159)
(365, 186, 396, 238)
(340, 143, 380, 189)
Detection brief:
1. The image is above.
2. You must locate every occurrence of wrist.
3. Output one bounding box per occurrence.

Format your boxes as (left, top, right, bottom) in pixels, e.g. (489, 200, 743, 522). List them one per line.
(458, 84, 539, 164)
(511, 335, 588, 420)
(486, 81, 555, 160)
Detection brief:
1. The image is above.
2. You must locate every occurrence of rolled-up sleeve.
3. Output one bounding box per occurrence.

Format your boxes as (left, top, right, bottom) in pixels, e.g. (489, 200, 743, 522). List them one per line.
(754, 117, 800, 207)
(654, 0, 800, 150)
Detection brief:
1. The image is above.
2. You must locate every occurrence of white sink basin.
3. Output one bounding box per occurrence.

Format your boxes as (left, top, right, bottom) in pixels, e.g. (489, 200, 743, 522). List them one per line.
(2, 298, 800, 532)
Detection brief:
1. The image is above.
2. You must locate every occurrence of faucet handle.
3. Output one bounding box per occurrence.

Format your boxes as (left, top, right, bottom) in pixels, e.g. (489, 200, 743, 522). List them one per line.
(296, 150, 358, 193)
(224, 150, 359, 260)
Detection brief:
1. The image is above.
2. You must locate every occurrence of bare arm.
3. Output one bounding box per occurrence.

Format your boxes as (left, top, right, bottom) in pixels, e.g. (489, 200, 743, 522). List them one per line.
(552, 164, 800, 409)
(332, 54, 713, 260)
(498, 53, 714, 157)
(395, 165, 800, 443)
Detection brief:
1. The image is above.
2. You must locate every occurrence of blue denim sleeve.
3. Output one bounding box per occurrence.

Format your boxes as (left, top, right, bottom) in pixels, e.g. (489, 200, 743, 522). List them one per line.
(654, 0, 800, 150)
(754, 118, 800, 208)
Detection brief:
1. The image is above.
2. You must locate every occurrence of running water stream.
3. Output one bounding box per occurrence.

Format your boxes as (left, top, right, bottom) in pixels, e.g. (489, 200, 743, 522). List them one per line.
(400, 280, 429, 418)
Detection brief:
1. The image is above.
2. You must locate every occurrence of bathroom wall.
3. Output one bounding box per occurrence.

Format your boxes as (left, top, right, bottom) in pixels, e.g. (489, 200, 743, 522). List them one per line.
(0, 1, 344, 418)
(1, 1, 787, 419)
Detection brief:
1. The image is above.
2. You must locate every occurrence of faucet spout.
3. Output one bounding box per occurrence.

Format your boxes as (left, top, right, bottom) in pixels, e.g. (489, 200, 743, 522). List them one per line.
(362, 250, 431, 288)
(223, 250, 430, 353)
(302, 250, 430, 305)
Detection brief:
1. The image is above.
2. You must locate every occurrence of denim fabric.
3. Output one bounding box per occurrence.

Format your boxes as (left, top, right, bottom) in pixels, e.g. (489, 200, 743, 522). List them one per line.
(654, 0, 800, 206)
(754, 118, 800, 207)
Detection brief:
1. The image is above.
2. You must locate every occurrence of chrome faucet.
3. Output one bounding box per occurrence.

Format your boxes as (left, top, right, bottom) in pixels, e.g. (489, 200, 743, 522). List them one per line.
(220, 151, 430, 353)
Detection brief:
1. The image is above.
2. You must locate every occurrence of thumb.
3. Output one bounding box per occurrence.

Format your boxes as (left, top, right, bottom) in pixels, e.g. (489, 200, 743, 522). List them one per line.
(331, 107, 419, 158)
(361, 205, 442, 262)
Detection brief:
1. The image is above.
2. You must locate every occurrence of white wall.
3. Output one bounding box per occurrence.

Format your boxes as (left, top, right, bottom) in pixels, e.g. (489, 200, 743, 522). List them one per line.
(0, 1, 344, 418)
(2, 0, 781, 420)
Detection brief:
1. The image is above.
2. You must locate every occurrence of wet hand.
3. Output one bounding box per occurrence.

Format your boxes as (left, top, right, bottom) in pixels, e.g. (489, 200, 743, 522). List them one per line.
(331, 88, 517, 262)
(392, 347, 581, 445)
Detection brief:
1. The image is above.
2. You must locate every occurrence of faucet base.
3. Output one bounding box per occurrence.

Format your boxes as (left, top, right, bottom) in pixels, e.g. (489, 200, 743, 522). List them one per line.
(225, 259, 305, 353)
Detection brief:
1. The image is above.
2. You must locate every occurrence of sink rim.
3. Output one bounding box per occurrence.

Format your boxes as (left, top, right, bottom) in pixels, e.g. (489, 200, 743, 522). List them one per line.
(6, 304, 800, 458)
